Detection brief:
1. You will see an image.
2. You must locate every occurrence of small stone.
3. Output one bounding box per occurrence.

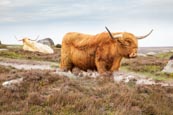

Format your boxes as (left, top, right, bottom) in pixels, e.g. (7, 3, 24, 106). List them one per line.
(2, 77, 23, 90)
(146, 52, 156, 56)
(137, 53, 147, 57)
(162, 60, 173, 73)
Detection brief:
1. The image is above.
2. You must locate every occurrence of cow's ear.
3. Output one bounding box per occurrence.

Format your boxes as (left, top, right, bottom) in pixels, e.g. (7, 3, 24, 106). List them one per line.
(117, 38, 123, 44)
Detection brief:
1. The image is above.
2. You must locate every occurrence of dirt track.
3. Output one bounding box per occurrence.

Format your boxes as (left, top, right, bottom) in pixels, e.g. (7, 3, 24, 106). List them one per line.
(0, 57, 58, 70)
(0, 56, 173, 87)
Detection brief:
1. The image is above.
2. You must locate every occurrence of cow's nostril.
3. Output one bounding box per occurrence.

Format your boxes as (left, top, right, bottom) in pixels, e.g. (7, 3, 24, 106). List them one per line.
(129, 53, 137, 58)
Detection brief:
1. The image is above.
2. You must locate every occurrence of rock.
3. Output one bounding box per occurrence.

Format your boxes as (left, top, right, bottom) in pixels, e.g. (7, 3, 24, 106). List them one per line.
(162, 60, 173, 73)
(55, 44, 62, 48)
(113, 71, 160, 86)
(37, 38, 54, 46)
(56, 70, 76, 78)
(136, 79, 155, 85)
(146, 52, 156, 56)
(0, 41, 1, 45)
(137, 53, 147, 57)
(170, 55, 173, 60)
(2, 77, 23, 90)
(72, 67, 81, 76)
(0, 49, 8, 51)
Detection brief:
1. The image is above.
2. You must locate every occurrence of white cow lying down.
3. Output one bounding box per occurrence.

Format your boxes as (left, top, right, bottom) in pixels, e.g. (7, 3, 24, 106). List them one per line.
(20, 38, 54, 54)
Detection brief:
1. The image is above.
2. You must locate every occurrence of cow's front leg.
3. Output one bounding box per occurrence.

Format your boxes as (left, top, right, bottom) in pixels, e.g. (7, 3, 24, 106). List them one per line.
(95, 59, 108, 74)
(96, 61, 114, 79)
(110, 57, 122, 72)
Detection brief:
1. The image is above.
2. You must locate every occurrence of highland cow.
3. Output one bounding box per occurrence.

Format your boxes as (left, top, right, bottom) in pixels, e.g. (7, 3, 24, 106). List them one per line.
(16, 37, 54, 54)
(60, 27, 153, 74)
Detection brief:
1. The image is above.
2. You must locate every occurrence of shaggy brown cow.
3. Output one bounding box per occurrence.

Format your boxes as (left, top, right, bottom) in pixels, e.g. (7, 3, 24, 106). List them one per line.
(60, 27, 153, 74)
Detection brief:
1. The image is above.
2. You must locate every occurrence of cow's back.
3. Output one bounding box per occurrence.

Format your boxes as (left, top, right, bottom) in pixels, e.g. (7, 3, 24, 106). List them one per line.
(61, 32, 104, 71)
(62, 32, 95, 46)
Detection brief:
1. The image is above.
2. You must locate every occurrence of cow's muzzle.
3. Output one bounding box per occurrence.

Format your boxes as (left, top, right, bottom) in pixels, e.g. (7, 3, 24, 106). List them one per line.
(129, 52, 137, 58)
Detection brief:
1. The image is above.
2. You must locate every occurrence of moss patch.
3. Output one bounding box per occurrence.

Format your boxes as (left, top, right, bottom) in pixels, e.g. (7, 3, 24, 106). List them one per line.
(121, 53, 173, 81)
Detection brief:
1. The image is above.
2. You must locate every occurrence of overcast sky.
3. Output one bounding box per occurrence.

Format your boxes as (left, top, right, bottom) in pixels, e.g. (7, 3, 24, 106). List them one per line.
(0, 0, 173, 47)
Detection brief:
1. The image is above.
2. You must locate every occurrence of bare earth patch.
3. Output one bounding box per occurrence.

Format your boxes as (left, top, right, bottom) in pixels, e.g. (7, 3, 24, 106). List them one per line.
(1, 57, 173, 87)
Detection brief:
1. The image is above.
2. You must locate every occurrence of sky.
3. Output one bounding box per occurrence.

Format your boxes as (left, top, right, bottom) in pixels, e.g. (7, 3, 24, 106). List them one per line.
(0, 0, 173, 47)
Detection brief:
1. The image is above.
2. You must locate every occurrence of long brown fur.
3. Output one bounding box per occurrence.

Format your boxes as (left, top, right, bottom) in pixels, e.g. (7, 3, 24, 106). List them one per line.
(60, 31, 138, 74)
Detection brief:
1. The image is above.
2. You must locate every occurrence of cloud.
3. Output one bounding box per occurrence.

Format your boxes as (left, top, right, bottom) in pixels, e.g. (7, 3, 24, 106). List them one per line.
(0, 0, 173, 26)
(130, 0, 173, 21)
(0, 0, 11, 6)
(0, 0, 137, 24)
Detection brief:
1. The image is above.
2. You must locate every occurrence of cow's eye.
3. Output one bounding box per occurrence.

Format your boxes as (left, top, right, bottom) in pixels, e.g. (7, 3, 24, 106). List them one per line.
(124, 41, 131, 46)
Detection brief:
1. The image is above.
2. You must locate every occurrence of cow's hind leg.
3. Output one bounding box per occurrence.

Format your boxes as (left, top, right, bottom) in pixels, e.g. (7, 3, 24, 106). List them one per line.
(60, 47, 73, 71)
(60, 54, 73, 71)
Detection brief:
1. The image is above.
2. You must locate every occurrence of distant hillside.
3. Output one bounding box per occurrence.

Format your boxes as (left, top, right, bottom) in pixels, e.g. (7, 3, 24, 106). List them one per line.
(138, 47, 173, 54)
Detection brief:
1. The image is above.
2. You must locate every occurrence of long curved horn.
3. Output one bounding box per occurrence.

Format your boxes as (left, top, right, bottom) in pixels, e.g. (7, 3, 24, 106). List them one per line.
(30, 35, 39, 41)
(113, 34, 123, 39)
(136, 29, 153, 39)
(105, 26, 114, 39)
(35, 35, 39, 41)
(15, 36, 23, 41)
